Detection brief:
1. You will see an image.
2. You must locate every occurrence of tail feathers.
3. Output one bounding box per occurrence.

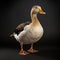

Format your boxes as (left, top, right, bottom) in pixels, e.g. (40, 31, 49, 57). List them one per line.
(10, 32, 15, 37)
(10, 32, 20, 42)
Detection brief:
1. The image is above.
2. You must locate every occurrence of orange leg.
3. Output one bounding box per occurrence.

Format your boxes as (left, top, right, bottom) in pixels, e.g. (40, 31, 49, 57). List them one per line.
(19, 42, 29, 55)
(28, 43, 38, 53)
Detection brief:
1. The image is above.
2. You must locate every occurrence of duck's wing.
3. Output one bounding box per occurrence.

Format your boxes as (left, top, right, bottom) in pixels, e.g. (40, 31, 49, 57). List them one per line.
(14, 21, 30, 35)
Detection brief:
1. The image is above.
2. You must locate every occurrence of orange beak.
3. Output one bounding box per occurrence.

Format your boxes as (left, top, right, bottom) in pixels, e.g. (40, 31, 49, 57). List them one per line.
(39, 9, 46, 14)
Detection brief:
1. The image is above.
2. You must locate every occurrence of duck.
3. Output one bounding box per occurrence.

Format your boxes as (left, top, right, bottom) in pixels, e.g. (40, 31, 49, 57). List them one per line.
(10, 5, 46, 55)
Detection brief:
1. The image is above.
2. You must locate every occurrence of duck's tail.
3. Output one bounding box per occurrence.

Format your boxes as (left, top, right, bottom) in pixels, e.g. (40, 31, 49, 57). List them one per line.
(10, 32, 15, 37)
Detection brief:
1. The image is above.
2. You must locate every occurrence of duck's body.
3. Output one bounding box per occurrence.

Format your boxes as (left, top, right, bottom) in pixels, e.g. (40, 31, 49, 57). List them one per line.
(10, 5, 46, 55)
(14, 15, 43, 44)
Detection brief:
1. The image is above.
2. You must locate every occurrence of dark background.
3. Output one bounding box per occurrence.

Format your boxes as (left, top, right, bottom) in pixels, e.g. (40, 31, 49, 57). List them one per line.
(0, 0, 59, 60)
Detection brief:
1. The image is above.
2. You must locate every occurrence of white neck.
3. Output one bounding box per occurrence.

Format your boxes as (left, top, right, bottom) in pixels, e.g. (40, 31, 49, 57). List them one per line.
(30, 11, 40, 26)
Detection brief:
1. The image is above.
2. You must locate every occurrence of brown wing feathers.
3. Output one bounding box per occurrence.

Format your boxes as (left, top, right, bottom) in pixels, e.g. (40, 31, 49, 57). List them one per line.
(14, 21, 30, 35)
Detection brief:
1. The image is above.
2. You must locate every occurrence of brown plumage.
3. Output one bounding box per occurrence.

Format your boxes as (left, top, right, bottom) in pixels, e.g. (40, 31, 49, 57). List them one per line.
(14, 21, 30, 35)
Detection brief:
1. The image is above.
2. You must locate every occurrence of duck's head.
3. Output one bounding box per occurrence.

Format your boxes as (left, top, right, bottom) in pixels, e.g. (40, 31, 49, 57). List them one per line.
(31, 5, 46, 15)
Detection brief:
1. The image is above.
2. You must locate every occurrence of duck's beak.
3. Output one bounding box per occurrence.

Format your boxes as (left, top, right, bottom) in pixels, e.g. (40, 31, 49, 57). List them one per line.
(39, 9, 46, 14)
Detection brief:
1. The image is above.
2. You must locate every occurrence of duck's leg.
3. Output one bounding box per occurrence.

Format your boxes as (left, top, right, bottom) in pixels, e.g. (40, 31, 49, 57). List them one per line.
(28, 43, 38, 53)
(19, 42, 29, 55)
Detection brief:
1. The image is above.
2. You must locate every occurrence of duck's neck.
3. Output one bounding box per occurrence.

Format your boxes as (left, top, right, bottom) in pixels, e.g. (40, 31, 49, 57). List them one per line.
(31, 13, 40, 26)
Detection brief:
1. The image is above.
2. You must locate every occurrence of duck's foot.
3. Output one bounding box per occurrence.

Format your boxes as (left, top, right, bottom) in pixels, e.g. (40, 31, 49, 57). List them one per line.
(19, 50, 29, 55)
(28, 48, 38, 53)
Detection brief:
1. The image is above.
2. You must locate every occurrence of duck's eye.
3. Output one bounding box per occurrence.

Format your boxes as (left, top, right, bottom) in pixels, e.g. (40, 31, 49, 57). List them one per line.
(35, 9, 39, 12)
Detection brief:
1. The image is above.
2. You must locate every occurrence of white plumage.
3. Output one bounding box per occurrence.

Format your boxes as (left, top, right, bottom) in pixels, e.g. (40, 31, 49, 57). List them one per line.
(13, 24, 43, 44)
(10, 5, 46, 55)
